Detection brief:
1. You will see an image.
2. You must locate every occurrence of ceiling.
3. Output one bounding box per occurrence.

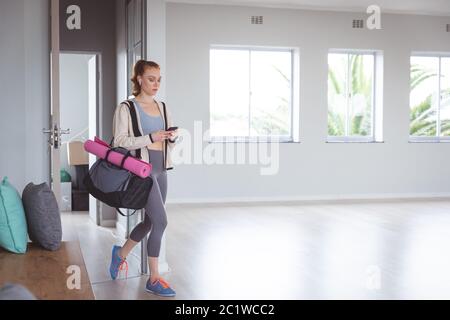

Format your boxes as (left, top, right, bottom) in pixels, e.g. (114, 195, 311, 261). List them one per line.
(166, 0, 450, 16)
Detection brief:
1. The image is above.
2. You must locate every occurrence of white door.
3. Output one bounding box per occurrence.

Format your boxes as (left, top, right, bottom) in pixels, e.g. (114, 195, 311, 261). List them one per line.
(48, 0, 62, 207)
(48, 0, 72, 209)
(49, 0, 99, 217)
(88, 55, 98, 223)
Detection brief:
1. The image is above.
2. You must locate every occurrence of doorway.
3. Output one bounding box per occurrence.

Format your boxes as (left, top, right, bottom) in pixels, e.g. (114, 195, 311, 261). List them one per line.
(58, 52, 100, 224)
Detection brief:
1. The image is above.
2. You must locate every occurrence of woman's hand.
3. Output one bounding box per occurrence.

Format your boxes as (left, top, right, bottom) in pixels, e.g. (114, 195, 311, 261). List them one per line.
(150, 130, 171, 142)
(167, 129, 178, 140)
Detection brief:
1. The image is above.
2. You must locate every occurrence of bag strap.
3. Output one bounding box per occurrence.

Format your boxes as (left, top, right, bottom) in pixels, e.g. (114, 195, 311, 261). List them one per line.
(119, 152, 131, 169)
(116, 208, 137, 217)
(161, 101, 168, 130)
(124, 100, 142, 160)
(162, 102, 168, 168)
(105, 148, 113, 163)
(104, 147, 131, 169)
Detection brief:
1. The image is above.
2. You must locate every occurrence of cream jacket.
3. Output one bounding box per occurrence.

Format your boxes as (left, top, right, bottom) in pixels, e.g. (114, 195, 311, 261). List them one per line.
(112, 99, 177, 170)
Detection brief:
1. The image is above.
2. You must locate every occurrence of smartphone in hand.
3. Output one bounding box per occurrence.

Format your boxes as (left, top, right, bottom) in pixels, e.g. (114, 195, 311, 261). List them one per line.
(166, 126, 178, 132)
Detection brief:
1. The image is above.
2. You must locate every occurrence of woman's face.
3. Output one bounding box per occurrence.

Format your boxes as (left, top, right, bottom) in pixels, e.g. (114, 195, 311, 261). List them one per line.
(138, 67, 161, 96)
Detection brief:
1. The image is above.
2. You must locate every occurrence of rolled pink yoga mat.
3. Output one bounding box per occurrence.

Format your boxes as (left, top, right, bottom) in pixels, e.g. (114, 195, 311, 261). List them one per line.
(84, 137, 152, 178)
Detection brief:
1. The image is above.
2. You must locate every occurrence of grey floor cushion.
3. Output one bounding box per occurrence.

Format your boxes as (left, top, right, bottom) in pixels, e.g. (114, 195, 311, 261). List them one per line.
(0, 283, 36, 300)
(22, 183, 62, 251)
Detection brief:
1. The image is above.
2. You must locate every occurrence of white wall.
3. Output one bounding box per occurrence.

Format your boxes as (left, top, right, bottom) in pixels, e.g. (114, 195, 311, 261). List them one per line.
(147, 0, 167, 101)
(0, 0, 50, 192)
(166, 3, 450, 202)
(60, 53, 92, 182)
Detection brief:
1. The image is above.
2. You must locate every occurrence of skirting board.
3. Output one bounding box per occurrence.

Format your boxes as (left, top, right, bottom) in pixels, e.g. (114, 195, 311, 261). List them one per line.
(100, 219, 116, 228)
(166, 192, 450, 205)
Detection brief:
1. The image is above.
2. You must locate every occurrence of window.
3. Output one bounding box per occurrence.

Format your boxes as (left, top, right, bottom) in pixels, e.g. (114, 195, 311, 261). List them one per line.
(410, 55, 450, 141)
(327, 51, 379, 142)
(210, 47, 295, 142)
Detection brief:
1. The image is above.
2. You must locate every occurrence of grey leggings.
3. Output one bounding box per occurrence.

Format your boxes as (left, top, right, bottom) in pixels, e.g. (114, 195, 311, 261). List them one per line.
(129, 149, 167, 257)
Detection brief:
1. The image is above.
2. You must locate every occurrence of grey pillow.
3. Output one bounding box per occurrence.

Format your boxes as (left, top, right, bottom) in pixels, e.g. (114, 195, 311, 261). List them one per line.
(0, 283, 36, 300)
(22, 183, 62, 251)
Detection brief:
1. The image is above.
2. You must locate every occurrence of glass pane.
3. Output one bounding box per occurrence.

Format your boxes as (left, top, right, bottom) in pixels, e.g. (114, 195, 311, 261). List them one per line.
(328, 53, 348, 136)
(127, 1, 134, 49)
(440, 58, 450, 136)
(349, 54, 374, 136)
(127, 50, 134, 95)
(210, 49, 250, 137)
(134, 43, 142, 62)
(249, 50, 292, 136)
(410, 56, 439, 136)
(134, 0, 142, 45)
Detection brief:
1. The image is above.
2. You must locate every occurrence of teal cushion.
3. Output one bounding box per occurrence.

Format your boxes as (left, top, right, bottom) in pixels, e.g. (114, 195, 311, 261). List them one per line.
(0, 177, 28, 253)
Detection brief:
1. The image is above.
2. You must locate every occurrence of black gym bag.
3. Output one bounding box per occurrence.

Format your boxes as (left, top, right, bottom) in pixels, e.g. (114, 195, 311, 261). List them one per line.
(83, 100, 152, 216)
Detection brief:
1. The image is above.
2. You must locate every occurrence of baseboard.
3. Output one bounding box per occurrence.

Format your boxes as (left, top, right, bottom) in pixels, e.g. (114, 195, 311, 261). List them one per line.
(100, 219, 116, 228)
(166, 192, 450, 205)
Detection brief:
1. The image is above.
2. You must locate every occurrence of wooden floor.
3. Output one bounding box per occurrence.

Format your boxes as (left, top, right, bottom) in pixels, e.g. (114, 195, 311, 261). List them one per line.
(0, 242, 94, 299)
(62, 198, 450, 300)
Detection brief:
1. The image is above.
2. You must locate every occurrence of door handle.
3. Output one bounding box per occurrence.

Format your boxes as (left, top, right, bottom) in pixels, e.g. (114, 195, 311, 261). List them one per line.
(43, 125, 71, 149)
(43, 127, 54, 147)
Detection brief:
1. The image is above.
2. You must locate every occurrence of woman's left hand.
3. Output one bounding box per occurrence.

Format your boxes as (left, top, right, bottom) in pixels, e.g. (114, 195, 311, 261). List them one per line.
(167, 129, 178, 140)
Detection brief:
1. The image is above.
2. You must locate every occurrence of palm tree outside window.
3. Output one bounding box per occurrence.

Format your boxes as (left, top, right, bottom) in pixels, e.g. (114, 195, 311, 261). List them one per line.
(210, 46, 295, 142)
(410, 55, 450, 141)
(327, 51, 377, 142)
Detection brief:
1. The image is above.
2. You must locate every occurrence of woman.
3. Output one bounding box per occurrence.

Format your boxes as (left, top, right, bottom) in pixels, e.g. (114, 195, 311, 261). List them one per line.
(109, 60, 178, 297)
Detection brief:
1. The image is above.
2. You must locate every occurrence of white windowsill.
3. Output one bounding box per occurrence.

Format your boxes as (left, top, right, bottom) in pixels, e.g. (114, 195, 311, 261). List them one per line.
(326, 140, 385, 143)
(409, 137, 450, 143)
(208, 136, 300, 143)
(326, 136, 383, 143)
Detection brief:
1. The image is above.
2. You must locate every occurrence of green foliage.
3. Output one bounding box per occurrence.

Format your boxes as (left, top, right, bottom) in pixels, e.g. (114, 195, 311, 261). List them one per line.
(410, 64, 437, 91)
(409, 62, 449, 137)
(328, 54, 373, 136)
(250, 65, 290, 136)
(212, 63, 291, 137)
(327, 110, 345, 136)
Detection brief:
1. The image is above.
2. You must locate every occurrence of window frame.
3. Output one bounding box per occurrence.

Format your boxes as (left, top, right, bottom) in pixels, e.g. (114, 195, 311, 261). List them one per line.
(326, 49, 379, 143)
(209, 45, 297, 143)
(409, 52, 450, 143)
